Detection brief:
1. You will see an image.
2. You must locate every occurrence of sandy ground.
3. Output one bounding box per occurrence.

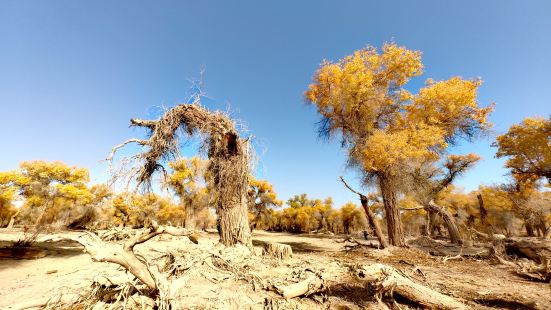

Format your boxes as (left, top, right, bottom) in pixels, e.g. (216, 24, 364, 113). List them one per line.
(0, 229, 549, 309)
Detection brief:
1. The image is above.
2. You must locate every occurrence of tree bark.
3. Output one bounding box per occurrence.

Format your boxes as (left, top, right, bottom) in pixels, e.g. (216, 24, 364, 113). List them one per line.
(379, 175, 405, 246)
(183, 197, 195, 230)
(476, 194, 495, 240)
(263, 242, 293, 260)
(338, 177, 388, 248)
(217, 197, 251, 246)
(275, 272, 324, 298)
(40, 222, 194, 295)
(426, 201, 463, 245)
(210, 136, 252, 247)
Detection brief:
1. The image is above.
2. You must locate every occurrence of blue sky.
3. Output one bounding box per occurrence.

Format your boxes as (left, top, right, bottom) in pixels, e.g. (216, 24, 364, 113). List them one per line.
(1, 1, 550, 207)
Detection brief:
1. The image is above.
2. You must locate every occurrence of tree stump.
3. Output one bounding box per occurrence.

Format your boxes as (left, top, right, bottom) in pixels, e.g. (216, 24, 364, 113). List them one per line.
(263, 242, 292, 260)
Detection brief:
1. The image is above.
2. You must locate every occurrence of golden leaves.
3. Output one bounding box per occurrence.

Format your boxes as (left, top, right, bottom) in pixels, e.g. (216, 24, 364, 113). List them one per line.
(495, 116, 551, 185)
(305, 42, 494, 178)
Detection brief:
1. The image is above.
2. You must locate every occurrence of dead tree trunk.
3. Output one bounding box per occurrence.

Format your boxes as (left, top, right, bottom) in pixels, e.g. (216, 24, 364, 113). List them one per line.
(209, 132, 252, 246)
(428, 209, 439, 236)
(7, 209, 20, 229)
(339, 177, 388, 248)
(360, 196, 389, 249)
(379, 175, 406, 246)
(108, 102, 252, 247)
(426, 201, 463, 245)
(476, 194, 495, 240)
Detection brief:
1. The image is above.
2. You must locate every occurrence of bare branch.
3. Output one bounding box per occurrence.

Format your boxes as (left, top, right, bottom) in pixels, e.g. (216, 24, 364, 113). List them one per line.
(130, 118, 158, 129)
(106, 138, 149, 162)
(402, 206, 425, 211)
(339, 176, 362, 196)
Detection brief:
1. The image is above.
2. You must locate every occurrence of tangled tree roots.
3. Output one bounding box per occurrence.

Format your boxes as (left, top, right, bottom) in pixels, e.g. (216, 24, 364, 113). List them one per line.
(41, 222, 194, 300)
(108, 101, 252, 247)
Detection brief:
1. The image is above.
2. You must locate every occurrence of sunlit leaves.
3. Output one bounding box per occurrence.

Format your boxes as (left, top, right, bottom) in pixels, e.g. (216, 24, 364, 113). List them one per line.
(495, 117, 551, 186)
(305, 42, 492, 179)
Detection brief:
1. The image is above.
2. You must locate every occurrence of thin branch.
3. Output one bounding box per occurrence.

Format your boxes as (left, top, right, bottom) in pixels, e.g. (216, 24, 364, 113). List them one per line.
(125, 222, 191, 251)
(339, 176, 362, 196)
(106, 138, 149, 162)
(402, 206, 426, 211)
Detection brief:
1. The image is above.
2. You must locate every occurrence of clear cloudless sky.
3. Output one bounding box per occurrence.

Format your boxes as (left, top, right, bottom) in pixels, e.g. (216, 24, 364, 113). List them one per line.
(1, 1, 550, 207)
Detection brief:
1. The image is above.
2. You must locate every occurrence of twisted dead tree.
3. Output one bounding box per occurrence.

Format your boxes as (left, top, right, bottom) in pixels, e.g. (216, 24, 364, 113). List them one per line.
(408, 155, 481, 245)
(108, 102, 252, 247)
(339, 176, 388, 248)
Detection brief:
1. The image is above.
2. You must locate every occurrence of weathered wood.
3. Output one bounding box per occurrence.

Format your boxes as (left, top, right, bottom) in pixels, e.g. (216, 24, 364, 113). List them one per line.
(7, 209, 20, 229)
(275, 272, 324, 298)
(339, 176, 388, 248)
(354, 264, 467, 310)
(263, 242, 292, 260)
(503, 238, 551, 263)
(427, 200, 463, 245)
(40, 222, 194, 295)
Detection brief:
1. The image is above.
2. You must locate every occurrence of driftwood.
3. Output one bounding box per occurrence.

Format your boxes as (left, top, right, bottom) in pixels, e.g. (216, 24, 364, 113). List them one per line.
(275, 271, 324, 298)
(354, 264, 467, 309)
(263, 242, 292, 260)
(67, 207, 96, 230)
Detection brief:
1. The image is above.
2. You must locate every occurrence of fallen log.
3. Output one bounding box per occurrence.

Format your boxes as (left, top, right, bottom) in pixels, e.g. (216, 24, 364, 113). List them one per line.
(275, 272, 324, 298)
(354, 264, 467, 310)
(502, 238, 551, 263)
(263, 242, 292, 260)
(491, 246, 551, 282)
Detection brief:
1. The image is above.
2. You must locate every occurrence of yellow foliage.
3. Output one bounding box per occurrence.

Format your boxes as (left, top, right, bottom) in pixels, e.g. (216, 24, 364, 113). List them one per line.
(0, 171, 19, 225)
(7, 161, 93, 225)
(495, 117, 551, 186)
(305, 42, 492, 178)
